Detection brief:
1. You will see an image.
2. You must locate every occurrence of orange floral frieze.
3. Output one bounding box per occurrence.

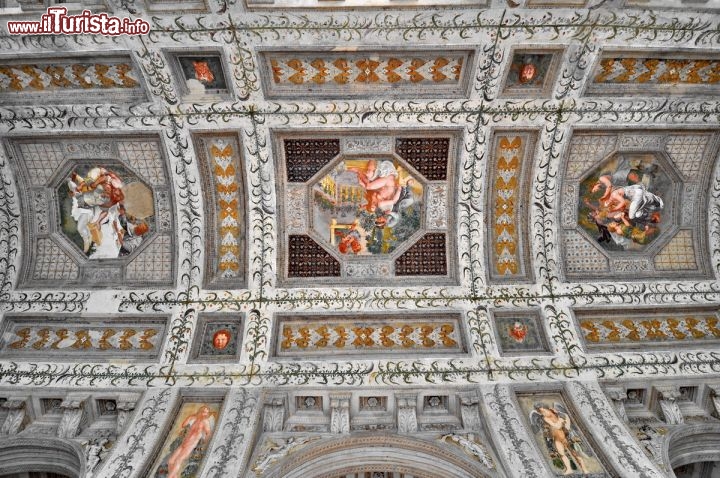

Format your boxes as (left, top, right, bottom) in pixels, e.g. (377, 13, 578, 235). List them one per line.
(270, 56, 463, 86)
(210, 140, 243, 278)
(262, 51, 473, 98)
(594, 57, 720, 85)
(489, 135, 532, 281)
(0, 62, 139, 92)
(579, 314, 720, 345)
(3, 325, 161, 353)
(275, 316, 464, 357)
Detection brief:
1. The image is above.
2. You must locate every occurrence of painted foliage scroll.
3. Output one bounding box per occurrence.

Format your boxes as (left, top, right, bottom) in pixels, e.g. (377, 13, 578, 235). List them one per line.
(487, 132, 536, 283)
(194, 133, 247, 289)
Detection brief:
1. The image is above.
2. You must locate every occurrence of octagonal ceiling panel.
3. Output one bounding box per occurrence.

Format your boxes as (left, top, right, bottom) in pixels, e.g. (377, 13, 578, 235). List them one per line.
(5, 136, 176, 289)
(577, 152, 677, 253)
(560, 130, 718, 281)
(276, 132, 457, 287)
(59, 164, 155, 260)
(311, 157, 424, 256)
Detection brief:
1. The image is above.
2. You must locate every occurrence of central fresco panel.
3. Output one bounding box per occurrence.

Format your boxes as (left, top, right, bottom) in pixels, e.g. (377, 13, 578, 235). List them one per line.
(577, 152, 676, 252)
(276, 131, 457, 286)
(311, 157, 423, 256)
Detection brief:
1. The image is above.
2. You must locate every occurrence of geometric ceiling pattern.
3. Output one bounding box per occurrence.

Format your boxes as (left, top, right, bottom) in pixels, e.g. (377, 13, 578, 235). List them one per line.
(1, 0, 720, 477)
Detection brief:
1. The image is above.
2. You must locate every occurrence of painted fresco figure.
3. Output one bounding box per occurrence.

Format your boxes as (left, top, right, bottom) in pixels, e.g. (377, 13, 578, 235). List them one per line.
(508, 321, 528, 343)
(157, 405, 216, 478)
(67, 167, 149, 259)
(529, 403, 589, 475)
(592, 177, 663, 225)
(518, 59, 537, 84)
(343, 159, 419, 253)
(583, 155, 664, 249)
(338, 228, 362, 254)
(212, 330, 231, 350)
(350, 160, 402, 213)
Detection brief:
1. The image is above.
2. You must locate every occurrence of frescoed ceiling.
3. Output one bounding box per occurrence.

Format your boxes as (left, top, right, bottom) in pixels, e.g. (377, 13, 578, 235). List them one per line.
(1, 0, 720, 476)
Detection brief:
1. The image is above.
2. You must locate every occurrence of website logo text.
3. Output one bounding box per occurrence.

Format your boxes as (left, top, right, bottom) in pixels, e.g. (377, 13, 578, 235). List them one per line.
(7, 7, 150, 35)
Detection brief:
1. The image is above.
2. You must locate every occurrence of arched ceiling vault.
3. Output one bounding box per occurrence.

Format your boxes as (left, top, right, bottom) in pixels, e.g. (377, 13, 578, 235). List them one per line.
(0, 0, 720, 477)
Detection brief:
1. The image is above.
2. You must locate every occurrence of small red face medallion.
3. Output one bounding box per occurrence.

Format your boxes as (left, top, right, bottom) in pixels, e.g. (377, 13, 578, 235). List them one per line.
(193, 61, 215, 84)
(519, 63, 537, 84)
(509, 321, 528, 343)
(212, 329, 231, 350)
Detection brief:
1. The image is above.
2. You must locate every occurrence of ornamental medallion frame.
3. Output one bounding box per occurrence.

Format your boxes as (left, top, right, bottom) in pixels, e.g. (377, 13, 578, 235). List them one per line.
(498, 46, 564, 99)
(558, 128, 718, 281)
(187, 313, 244, 363)
(4, 134, 177, 289)
(274, 129, 459, 288)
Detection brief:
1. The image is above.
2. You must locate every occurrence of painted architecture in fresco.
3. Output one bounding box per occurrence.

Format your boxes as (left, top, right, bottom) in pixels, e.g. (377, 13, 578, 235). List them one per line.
(3, 3, 720, 478)
(312, 158, 423, 256)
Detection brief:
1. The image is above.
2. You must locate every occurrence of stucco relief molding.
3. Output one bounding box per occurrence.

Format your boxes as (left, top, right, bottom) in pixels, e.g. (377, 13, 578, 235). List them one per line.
(395, 392, 418, 434)
(263, 392, 288, 433)
(480, 385, 544, 478)
(708, 145, 720, 282)
(458, 390, 482, 431)
(567, 382, 664, 477)
(0, 144, 21, 295)
(0, 397, 30, 436)
(57, 394, 89, 439)
(329, 393, 351, 434)
(97, 388, 176, 478)
(604, 386, 629, 423)
(202, 388, 262, 478)
(116, 393, 141, 435)
(655, 386, 685, 425)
